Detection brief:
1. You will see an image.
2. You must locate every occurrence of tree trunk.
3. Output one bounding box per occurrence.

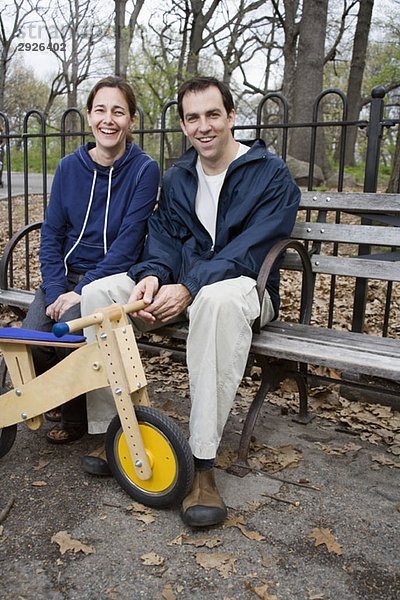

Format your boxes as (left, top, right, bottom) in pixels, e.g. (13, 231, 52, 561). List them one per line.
(344, 0, 374, 166)
(0, 55, 7, 112)
(115, 0, 128, 77)
(288, 0, 328, 175)
(186, 0, 222, 78)
(281, 0, 300, 111)
(115, 0, 145, 79)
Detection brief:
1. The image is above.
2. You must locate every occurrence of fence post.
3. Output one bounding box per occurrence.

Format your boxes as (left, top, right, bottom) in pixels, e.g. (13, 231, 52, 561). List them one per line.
(363, 85, 386, 193)
(352, 86, 386, 332)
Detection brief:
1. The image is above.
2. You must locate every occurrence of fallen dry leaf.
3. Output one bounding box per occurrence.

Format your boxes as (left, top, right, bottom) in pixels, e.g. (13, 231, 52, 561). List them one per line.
(135, 514, 156, 524)
(254, 584, 278, 600)
(31, 481, 47, 487)
(215, 447, 237, 469)
(51, 531, 95, 555)
(371, 453, 400, 468)
(126, 501, 149, 513)
(248, 444, 303, 473)
(33, 460, 50, 471)
(316, 442, 362, 456)
(309, 527, 343, 555)
(140, 552, 164, 566)
(105, 587, 120, 600)
(126, 502, 156, 523)
(195, 552, 237, 578)
(224, 515, 266, 541)
(168, 533, 223, 548)
(245, 580, 278, 600)
(162, 583, 176, 600)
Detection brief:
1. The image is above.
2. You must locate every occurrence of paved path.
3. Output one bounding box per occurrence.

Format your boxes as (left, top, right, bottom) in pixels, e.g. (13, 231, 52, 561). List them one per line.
(0, 172, 54, 200)
(0, 378, 399, 600)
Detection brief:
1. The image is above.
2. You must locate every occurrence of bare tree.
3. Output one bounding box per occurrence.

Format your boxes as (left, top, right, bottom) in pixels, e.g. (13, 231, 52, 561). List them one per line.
(151, 0, 224, 81)
(39, 0, 113, 125)
(0, 0, 38, 111)
(209, 0, 275, 88)
(114, 0, 145, 78)
(186, 0, 224, 76)
(269, 0, 300, 108)
(288, 0, 329, 170)
(344, 0, 375, 165)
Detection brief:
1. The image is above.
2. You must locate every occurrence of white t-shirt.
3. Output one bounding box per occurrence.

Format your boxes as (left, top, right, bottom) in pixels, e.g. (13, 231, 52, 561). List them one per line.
(195, 142, 249, 245)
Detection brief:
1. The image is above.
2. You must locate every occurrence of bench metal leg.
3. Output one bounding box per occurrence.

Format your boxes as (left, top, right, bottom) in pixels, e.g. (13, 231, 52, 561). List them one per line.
(228, 359, 314, 478)
(291, 368, 314, 424)
(228, 359, 280, 477)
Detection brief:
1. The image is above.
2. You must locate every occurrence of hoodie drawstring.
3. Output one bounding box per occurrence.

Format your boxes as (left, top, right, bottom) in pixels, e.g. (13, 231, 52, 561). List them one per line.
(103, 166, 113, 254)
(63, 169, 98, 276)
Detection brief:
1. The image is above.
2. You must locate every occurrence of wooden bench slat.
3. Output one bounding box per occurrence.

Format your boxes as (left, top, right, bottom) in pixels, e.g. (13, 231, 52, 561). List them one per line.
(252, 323, 400, 380)
(263, 321, 399, 351)
(309, 255, 400, 280)
(293, 221, 400, 246)
(0, 289, 34, 309)
(282, 253, 400, 280)
(300, 192, 400, 214)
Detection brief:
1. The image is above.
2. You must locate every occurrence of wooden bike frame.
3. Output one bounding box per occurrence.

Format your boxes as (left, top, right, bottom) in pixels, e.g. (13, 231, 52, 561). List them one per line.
(0, 300, 154, 480)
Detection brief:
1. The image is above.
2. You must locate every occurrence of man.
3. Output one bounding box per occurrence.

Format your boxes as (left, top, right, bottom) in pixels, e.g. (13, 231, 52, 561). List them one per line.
(80, 76, 300, 527)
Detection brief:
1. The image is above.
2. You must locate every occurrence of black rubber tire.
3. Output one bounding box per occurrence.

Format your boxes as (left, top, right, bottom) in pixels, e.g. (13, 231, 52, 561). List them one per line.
(106, 405, 194, 508)
(0, 387, 17, 459)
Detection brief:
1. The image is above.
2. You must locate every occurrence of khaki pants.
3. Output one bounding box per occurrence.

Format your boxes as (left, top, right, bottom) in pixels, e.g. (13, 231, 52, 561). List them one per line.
(81, 273, 274, 459)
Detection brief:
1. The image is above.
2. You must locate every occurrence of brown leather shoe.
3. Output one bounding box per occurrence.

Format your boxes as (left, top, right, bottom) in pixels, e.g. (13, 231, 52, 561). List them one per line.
(81, 445, 111, 476)
(181, 469, 227, 527)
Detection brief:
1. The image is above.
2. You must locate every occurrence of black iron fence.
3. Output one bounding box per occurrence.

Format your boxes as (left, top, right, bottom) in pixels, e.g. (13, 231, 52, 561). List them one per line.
(0, 85, 399, 334)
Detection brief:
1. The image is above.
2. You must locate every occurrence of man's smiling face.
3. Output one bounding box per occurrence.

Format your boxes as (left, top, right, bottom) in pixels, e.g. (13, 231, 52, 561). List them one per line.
(180, 85, 236, 174)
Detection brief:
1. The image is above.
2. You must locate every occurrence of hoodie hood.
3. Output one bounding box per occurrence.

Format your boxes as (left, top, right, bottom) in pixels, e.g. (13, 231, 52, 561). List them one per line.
(76, 142, 148, 175)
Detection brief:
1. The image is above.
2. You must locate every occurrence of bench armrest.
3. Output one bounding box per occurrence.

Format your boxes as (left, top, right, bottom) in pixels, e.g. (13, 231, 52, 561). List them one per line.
(253, 238, 313, 334)
(0, 221, 43, 290)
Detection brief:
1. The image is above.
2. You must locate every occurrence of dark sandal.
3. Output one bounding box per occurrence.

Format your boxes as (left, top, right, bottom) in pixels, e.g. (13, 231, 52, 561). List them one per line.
(46, 424, 86, 445)
(45, 409, 62, 422)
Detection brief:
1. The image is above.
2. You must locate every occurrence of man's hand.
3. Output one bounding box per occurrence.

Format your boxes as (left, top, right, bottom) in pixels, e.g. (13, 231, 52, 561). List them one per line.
(129, 276, 192, 324)
(148, 283, 192, 322)
(46, 291, 81, 321)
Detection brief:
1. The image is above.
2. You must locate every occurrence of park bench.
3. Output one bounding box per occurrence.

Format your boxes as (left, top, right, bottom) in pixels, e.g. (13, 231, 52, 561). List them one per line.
(0, 191, 399, 475)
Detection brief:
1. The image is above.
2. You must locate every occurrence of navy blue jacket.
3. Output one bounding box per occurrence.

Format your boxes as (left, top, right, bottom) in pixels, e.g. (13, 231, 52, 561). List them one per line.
(128, 140, 300, 316)
(40, 142, 160, 305)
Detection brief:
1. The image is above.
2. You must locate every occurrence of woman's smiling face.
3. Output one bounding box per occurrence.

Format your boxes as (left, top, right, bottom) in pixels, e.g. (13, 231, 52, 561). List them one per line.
(87, 86, 134, 157)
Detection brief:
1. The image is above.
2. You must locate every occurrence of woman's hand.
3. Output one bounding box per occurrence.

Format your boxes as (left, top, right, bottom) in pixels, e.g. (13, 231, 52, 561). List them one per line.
(46, 291, 81, 321)
(128, 276, 159, 323)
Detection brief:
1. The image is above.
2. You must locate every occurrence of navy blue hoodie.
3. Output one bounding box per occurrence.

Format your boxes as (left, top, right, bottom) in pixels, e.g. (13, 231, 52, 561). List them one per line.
(40, 142, 160, 306)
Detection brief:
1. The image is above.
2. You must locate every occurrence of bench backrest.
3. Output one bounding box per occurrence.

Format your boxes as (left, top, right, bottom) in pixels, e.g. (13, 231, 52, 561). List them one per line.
(281, 191, 400, 335)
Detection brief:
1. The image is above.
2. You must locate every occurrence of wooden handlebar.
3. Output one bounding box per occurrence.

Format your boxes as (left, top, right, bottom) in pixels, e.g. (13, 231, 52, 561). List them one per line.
(53, 299, 149, 337)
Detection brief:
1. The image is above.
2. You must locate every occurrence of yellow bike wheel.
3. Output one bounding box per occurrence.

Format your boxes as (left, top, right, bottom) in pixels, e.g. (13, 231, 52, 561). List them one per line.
(106, 406, 194, 508)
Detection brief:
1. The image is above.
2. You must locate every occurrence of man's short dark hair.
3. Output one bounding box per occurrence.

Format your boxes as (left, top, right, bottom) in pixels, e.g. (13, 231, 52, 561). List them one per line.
(177, 76, 235, 121)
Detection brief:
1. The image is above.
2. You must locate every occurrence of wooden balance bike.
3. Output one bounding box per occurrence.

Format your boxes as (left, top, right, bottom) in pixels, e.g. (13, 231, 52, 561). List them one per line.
(0, 300, 194, 508)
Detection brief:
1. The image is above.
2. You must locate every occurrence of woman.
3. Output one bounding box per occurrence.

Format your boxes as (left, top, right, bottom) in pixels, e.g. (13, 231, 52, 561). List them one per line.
(23, 75, 160, 443)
